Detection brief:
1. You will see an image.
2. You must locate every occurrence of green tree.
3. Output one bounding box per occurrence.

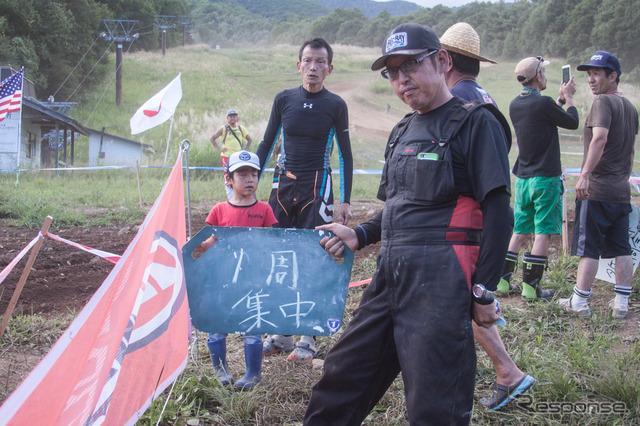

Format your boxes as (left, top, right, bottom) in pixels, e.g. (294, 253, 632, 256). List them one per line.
(591, 0, 640, 73)
(354, 10, 395, 48)
(268, 13, 313, 46)
(564, 0, 599, 64)
(0, 0, 112, 100)
(189, 0, 271, 47)
(311, 8, 367, 45)
(498, 1, 534, 58)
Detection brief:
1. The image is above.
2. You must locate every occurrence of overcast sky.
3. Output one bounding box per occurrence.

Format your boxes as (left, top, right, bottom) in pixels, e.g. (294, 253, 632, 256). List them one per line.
(375, 0, 501, 8)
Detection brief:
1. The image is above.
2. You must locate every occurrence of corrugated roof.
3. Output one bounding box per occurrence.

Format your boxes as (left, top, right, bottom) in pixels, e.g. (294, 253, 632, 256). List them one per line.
(22, 97, 90, 136)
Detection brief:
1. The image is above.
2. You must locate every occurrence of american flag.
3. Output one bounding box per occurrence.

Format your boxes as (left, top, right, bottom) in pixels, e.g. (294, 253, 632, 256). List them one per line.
(0, 67, 24, 122)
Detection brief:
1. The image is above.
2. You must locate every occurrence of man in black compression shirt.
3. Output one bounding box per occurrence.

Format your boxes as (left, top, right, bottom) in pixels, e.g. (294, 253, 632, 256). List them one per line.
(304, 23, 511, 424)
(256, 38, 353, 362)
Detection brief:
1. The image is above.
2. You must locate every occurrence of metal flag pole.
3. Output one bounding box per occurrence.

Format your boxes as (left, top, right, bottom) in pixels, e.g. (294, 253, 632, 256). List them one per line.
(161, 114, 175, 182)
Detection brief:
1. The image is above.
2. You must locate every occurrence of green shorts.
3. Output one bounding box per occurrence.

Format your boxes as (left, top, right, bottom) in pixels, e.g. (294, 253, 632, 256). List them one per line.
(513, 176, 563, 235)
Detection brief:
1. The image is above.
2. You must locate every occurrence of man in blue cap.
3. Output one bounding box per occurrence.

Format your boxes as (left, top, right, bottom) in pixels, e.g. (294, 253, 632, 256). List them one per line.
(559, 51, 638, 319)
(304, 22, 511, 424)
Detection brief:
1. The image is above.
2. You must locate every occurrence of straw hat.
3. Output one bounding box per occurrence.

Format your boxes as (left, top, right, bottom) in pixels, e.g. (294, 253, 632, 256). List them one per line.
(439, 22, 496, 64)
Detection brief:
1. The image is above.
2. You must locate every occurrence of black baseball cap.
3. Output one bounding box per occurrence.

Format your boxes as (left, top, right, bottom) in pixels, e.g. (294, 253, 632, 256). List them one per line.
(371, 23, 441, 71)
(577, 50, 622, 76)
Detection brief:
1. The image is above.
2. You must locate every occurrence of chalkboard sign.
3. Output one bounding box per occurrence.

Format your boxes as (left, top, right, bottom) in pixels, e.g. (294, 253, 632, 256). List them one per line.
(182, 226, 354, 336)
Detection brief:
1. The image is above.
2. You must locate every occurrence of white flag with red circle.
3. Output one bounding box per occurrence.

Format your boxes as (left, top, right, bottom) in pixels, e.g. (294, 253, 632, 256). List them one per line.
(130, 73, 182, 135)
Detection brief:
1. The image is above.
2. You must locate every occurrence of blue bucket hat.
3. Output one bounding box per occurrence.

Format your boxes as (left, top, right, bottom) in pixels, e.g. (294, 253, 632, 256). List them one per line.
(577, 50, 621, 76)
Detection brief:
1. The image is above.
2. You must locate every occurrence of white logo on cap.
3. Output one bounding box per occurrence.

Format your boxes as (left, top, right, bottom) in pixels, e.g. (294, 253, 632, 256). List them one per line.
(592, 54, 603, 61)
(386, 32, 408, 53)
(239, 152, 251, 161)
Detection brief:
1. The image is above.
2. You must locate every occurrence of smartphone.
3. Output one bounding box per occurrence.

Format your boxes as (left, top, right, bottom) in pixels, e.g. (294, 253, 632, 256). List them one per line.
(562, 64, 571, 84)
(495, 300, 506, 326)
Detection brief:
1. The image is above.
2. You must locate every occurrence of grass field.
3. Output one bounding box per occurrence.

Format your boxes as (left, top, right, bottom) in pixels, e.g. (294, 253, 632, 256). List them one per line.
(1, 44, 640, 424)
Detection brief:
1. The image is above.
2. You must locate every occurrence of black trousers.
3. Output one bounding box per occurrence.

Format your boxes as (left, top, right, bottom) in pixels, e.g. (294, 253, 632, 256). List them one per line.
(304, 236, 476, 425)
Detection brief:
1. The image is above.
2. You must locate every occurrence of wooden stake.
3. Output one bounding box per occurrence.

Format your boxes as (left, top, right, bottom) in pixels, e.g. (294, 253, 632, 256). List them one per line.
(136, 160, 143, 208)
(0, 216, 53, 340)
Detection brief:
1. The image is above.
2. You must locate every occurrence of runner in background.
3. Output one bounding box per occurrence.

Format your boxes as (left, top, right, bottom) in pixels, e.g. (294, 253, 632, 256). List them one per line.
(210, 109, 253, 199)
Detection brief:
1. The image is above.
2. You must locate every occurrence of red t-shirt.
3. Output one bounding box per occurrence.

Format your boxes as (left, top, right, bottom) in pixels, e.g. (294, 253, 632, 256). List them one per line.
(205, 200, 278, 228)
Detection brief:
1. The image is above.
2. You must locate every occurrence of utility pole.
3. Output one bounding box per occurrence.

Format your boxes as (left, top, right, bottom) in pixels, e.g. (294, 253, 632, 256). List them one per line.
(101, 19, 139, 107)
(176, 16, 193, 47)
(153, 15, 176, 56)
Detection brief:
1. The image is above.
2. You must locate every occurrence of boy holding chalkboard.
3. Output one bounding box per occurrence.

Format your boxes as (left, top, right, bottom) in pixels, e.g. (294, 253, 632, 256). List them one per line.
(198, 150, 278, 390)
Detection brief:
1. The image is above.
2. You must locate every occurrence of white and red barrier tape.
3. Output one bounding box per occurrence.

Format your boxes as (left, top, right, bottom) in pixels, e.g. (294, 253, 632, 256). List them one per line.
(45, 232, 121, 264)
(0, 233, 43, 286)
(0, 233, 121, 287)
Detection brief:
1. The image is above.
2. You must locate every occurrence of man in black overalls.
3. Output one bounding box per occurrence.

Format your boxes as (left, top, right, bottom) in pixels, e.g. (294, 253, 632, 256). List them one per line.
(304, 23, 512, 425)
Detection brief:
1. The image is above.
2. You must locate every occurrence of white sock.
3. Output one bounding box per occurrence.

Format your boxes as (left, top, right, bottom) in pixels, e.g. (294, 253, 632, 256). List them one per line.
(299, 335, 316, 350)
(572, 286, 591, 308)
(614, 285, 632, 306)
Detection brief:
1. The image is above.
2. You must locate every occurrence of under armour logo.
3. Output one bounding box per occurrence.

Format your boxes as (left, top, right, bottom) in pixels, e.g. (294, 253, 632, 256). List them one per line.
(303, 103, 313, 109)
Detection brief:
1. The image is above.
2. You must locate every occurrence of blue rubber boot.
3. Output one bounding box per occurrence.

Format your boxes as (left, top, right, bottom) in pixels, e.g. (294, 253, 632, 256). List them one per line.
(234, 342, 262, 391)
(207, 337, 233, 385)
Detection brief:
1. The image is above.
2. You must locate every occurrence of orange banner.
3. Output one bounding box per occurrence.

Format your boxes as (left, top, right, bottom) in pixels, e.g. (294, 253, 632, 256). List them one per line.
(0, 153, 189, 425)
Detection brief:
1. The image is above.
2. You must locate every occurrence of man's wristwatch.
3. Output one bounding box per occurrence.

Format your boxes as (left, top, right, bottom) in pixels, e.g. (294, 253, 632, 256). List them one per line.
(472, 284, 495, 305)
(557, 97, 566, 105)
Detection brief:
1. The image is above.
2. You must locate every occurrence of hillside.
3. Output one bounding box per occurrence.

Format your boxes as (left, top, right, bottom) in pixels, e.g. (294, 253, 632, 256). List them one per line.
(230, 0, 419, 19)
(314, 0, 420, 17)
(70, 45, 640, 169)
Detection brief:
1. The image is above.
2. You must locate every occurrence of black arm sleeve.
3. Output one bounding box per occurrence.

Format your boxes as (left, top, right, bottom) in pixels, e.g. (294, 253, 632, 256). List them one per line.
(335, 107, 353, 204)
(256, 97, 282, 177)
(472, 188, 512, 292)
(353, 210, 383, 249)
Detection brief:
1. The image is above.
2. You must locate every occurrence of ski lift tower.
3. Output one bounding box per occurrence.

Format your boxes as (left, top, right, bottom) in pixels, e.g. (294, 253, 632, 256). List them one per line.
(153, 15, 176, 57)
(101, 19, 139, 106)
(176, 16, 193, 46)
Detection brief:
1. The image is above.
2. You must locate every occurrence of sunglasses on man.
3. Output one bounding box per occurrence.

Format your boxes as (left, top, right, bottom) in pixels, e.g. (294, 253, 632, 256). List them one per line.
(381, 50, 438, 80)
